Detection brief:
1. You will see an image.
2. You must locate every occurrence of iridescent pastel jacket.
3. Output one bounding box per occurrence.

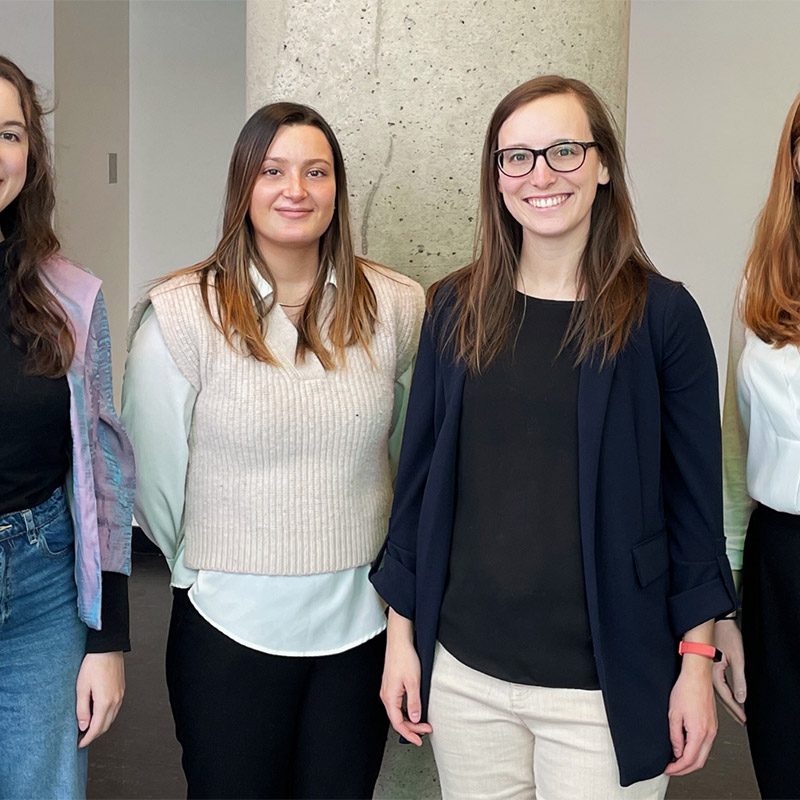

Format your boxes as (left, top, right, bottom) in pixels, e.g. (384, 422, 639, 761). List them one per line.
(42, 256, 135, 630)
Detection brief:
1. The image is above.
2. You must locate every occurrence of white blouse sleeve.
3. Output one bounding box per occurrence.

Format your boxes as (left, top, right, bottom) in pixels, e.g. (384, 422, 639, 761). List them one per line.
(388, 359, 415, 481)
(121, 304, 198, 585)
(721, 300, 754, 573)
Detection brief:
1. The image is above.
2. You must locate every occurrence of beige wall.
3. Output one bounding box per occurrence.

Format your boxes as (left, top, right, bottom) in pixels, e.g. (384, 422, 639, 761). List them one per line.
(248, 0, 630, 288)
(54, 0, 129, 400)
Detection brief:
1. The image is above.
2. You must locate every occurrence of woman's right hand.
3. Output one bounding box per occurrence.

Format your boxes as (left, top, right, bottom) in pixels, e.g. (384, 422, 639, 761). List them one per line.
(712, 619, 746, 725)
(380, 609, 433, 746)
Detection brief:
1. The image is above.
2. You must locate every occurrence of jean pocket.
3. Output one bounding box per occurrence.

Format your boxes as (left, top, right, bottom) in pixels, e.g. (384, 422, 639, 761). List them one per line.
(37, 513, 74, 558)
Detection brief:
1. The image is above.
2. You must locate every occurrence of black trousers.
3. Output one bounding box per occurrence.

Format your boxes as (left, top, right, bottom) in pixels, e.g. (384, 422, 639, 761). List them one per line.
(166, 588, 389, 799)
(741, 504, 800, 800)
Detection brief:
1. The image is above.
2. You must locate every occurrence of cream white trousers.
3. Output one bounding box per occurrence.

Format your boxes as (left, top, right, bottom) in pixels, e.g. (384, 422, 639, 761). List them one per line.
(428, 644, 669, 800)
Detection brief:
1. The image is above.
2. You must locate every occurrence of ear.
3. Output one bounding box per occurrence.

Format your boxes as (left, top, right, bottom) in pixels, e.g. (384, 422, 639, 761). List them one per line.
(597, 157, 610, 186)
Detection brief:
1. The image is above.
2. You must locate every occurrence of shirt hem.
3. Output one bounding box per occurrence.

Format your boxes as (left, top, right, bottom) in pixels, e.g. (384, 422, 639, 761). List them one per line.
(187, 591, 387, 657)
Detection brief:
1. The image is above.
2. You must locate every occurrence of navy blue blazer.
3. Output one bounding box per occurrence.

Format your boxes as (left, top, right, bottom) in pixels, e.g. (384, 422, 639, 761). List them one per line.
(370, 273, 737, 786)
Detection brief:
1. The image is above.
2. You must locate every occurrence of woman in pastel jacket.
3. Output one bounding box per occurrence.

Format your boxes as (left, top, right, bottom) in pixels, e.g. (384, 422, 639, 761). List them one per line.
(716, 91, 800, 800)
(371, 75, 737, 800)
(122, 102, 424, 799)
(0, 56, 135, 799)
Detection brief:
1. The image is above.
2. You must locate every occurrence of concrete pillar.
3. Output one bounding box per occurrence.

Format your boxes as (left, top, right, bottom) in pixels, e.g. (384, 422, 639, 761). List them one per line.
(248, 2, 629, 796)
(248, 0, 629, 289)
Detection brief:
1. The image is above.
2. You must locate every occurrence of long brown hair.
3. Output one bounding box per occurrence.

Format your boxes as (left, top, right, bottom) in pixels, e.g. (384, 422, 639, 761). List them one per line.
(166, 102, 376, 369)
(0, 55, 73, 376)
(435, 75, 656, 372)
(742, 92, 800, 346)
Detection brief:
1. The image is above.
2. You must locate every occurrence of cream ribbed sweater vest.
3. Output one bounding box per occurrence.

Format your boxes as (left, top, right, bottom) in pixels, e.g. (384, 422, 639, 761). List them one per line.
(148, 265, 424, 576)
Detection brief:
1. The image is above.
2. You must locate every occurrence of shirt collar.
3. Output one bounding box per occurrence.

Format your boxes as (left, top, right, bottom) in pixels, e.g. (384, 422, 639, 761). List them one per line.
(248, 262, 337, 301)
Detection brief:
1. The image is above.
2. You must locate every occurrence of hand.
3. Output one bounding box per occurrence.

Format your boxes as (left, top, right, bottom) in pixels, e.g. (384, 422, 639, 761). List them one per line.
(712, 620, 746, 725)
(664, 655, 717, 776)
(380, 610, 432, 746)
(76, 651, 126, 748)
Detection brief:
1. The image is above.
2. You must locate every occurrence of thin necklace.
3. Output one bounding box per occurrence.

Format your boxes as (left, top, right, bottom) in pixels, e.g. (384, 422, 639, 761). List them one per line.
(279, 301, 306, 308)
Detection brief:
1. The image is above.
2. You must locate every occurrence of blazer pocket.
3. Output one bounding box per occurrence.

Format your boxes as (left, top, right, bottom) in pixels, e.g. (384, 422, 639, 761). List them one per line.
(632, 533, 669, 587)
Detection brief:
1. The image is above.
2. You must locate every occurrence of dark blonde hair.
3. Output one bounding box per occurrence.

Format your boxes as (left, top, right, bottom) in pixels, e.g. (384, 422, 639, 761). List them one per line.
(0, 55, 73, 376)
(742, 91, 800, 346)
(167, 102, 376, 369)
(435, 75, 656, 372)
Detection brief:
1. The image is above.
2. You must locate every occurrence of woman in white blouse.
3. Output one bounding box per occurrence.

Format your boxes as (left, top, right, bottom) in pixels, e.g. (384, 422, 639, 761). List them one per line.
(717, 91, 800, 799)
(122, 103, 424, 799)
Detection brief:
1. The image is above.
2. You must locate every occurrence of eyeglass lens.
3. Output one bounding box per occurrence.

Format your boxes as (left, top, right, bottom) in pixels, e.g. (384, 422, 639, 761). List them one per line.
(498, 142, 587, 176)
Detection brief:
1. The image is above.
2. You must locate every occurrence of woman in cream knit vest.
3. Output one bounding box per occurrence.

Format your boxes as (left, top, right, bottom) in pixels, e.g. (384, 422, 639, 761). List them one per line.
(122, 103, 424, 799)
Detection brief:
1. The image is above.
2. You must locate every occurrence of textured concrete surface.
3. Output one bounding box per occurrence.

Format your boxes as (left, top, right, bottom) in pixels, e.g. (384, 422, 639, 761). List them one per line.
(247, 0, 630, 288)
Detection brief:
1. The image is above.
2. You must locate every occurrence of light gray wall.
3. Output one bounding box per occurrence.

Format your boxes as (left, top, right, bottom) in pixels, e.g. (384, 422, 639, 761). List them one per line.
(0, 0, 54, 187)
(129, 0, 246, 306)
(2, 0, 246, 389)
(626, 0, 800, 388)
(0, 0, 54, 100)
(54, 0, 130, 399)
(248, 0, 631, 288)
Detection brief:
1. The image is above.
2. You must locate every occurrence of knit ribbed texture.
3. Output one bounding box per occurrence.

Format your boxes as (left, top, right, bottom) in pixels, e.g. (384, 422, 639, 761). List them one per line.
(149, 264, 424, 576)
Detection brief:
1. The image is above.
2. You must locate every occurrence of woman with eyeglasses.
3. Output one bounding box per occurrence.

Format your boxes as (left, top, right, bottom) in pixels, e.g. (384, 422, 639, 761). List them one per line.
(715, 92, 800, 800)
(122, 102, 424, 799)
(370, 75, 736, 800)
(0, 56, 134, 799)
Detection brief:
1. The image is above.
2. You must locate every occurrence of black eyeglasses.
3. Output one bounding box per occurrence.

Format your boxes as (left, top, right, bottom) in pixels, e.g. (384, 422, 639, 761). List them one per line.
(494, 141, 599, 177)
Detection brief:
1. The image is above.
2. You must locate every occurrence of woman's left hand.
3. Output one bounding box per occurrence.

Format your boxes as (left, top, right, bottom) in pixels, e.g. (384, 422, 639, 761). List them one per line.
(712, 620, 746, 724)
(664, 654, 717, 776)
(75, 651, 126, 748)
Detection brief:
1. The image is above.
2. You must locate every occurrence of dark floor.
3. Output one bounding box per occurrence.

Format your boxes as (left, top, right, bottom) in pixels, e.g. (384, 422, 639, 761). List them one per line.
(87, 553, 760, 799)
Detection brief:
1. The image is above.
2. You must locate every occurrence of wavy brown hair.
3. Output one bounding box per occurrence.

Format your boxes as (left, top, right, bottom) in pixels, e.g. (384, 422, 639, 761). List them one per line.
(742, 92, 800, 346)
(434, 75, 656, 372)
(166, 102, 376, 369)
(0, 55, 73, 376)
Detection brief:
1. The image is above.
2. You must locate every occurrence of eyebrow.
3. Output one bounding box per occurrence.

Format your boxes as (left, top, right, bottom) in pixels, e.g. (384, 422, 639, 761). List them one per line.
(501, 138, 581, 148)
(262, 156, 332, 166)
(0, 120, 26, 130)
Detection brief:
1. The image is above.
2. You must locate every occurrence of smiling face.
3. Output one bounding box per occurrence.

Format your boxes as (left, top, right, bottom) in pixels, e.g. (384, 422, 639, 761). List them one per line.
(248, 123, 336, 260)
(0, 78, 28, 221)
(496, 93, 609, 252)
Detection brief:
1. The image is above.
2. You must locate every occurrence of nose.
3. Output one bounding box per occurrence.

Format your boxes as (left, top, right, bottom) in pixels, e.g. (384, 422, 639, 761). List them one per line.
(528, 153, 557, 188)
(283, 171, 308, 200)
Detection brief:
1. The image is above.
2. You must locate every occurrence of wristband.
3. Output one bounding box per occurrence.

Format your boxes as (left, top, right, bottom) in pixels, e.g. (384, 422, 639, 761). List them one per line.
(678, 640, 722, 662)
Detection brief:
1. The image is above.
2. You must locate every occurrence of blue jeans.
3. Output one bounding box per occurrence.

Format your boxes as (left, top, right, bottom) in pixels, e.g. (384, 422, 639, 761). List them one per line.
(0, 487, 88, 799)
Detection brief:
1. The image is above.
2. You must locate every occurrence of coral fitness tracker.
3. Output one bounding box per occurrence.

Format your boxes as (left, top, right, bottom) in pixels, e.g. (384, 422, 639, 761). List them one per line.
(678, 640, 723, 662)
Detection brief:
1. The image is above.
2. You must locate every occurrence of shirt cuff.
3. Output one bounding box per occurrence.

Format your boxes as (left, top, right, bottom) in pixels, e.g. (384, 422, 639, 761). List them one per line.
(85, 571, 131, 653)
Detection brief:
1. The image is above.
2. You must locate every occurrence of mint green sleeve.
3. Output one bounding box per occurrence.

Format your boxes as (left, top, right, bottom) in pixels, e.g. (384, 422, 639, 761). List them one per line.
(721, 302, 754, 574)
(389, 360, 415, 481)
(389, 281, 425, 482)
(121, 305, 198, 586)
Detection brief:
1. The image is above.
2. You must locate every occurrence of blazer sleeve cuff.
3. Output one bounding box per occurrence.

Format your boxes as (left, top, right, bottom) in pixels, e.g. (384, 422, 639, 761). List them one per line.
(369, 546, 416, 621)
(668, 564, 737, 637)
